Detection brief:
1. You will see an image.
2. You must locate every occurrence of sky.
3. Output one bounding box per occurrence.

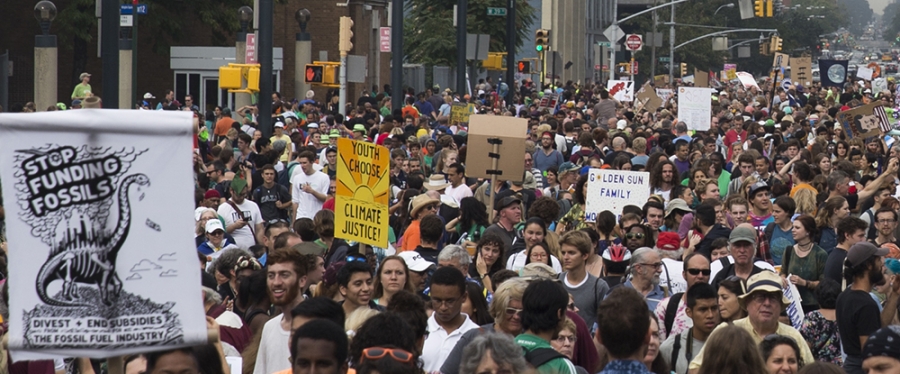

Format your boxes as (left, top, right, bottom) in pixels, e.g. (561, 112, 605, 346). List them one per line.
(871, 0, 891, 14)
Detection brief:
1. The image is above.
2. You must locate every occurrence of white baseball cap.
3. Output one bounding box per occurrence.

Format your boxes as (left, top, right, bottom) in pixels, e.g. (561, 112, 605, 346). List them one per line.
(398, 251, 434, 272)
(205, 219, 225, 234)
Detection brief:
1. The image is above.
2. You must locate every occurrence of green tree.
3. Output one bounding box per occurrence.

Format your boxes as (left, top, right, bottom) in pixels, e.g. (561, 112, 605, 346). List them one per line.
(403, 0, 537, 67)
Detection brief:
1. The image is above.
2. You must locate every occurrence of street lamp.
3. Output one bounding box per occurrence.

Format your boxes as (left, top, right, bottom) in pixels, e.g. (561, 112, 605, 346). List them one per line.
(714, 3, 734, 16)
(239, 6, 253, 33)
(34, 0, 57, 35)
(295, 9, 311, 34)
(34, 0, 57, 112)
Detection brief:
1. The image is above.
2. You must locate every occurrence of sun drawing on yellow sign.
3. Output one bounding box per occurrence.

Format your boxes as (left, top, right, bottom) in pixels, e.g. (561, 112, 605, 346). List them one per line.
(335, 138, 389, 205)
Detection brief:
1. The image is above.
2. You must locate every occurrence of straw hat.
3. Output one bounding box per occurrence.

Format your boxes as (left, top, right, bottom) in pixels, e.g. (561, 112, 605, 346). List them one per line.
(409, 194, 441, 217)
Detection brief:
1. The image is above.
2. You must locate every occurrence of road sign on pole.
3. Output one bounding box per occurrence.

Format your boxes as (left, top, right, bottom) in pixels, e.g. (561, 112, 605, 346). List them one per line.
(245, 33, 257, 64)
(625, 34, 643, 51)
(487, 7, 507, 16)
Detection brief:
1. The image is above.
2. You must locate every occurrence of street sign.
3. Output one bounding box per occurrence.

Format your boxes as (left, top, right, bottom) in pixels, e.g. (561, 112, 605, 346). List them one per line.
(245, 33, 257, 64)
(597, 41, 611, 47)
(379, 27, 391, 53)
(632, 61, 639, 75)
(603, 25, 625, 43)
(595, 64, 601, 70)
(658, 57, 670, 62)
(625, 34, 643, 51)
(119, 15, 133, 27)
(136, 4, 147, 14)
(487, 7, 507, 16)
(120, 4, 147, 15)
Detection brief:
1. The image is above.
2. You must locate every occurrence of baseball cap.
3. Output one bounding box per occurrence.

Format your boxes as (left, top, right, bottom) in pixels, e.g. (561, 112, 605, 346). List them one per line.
(748, 181, 770, 197)
(864, 326, 900, 360)
(307, 122, 319, 129)
(143, 92, 155, 99)
(846, 242, 890, 267)
(80, 72, 91, 80)
(739, 271, 790, 305)
(496, 196, 522, 211)
(205, 219, 225, 234)
(729, 226, 757, 245)
(657, 232, 681, 251)
(274, 121, 285, 128)
(398, 251, 434, 272)
(616, 119, 627, 130)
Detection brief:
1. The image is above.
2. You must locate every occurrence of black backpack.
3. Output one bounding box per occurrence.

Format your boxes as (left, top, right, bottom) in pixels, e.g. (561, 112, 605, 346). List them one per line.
(663, 292, 684, 339)
(276, 161, 299, 189)
(525, 347, 566, 368)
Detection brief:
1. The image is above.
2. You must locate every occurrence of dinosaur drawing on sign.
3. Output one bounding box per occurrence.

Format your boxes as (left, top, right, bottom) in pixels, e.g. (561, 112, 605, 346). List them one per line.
(36, 174, 150, 307)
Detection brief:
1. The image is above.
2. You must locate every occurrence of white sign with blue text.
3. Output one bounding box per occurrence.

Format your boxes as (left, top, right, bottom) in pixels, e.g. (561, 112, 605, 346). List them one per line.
(585, 169, 650, 222)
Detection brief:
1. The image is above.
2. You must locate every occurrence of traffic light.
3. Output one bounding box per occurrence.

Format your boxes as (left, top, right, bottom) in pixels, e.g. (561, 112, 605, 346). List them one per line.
(770, 36, 782, 52)
(339, 16, 354, 53)
(766, 0, 774, 17)
(535, 29, 549, 52)
(247, 66, 260, 91)
(219, 66, 242, 89)
(759, 41, 770, 55)
(517, 60, 531, 73)
(754, 0, 765, 17)
(304, 64, 337, 84)
(679, 63, 687, 77)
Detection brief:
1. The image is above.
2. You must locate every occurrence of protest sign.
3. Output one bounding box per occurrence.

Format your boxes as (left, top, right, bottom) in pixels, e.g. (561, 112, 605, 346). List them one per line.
(678, 87, 712, 131)
(819, 60, 848, 88)
(0, 110, 206, 360)
(585, 169, 651, 221)
(857, 66, 874, 81)
(736, 72, 760, 90)
(836, 102, 892, 139)
(789, 57, 812, 85)
(335, 138, 390, 247)
(449, 103, 471, 126)
(537, 93, 559, 112)
(874, 78, 889, 96)
(635, 83, 663, 112)
(466, 115, 527, 182)
(607, 80, 634, 102)
(783, 279, 804, 330)
(724, 64, 737, 80)
(656, 89, 674, 104)
(694, 69, 709, 88)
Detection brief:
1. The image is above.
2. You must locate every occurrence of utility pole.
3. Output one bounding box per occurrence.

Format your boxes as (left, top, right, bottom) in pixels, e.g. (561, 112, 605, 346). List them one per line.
(668, 2, 675, 85)
(391, 0, 402, 113)
(650, 1, 657, 78)
(339, 16, 354, 116)
(456, 0, 467, 94)
(505, 0, 515, 105)
(258, 0, 273, 138)
(101, 0, 119, 108)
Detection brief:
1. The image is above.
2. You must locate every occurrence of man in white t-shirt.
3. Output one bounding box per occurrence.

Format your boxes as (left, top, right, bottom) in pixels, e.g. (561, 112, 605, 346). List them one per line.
(290, 150, 329, 220)
(422, 267, 479, 372)
(254, 249, 309, 374)
(444, 163, 473, 203)
(216, 178, 263, 250)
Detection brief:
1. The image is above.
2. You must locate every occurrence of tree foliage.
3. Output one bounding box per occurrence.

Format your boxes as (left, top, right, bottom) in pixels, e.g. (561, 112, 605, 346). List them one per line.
(403, 0, 537, 67)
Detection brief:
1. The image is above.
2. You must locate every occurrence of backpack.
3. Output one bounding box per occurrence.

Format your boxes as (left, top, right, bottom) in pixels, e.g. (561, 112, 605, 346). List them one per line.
(525, 347, 566, 368)
(573, 150, 593, 168)
(277, 161, 299, 189)
(564, 137, 577, 159)
(663, 292, 684, 338)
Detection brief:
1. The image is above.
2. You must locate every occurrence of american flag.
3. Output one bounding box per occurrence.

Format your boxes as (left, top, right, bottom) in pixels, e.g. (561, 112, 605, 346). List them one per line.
(874, 105, 892, 133)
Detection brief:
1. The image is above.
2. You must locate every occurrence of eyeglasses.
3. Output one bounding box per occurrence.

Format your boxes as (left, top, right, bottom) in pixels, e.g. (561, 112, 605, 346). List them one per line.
(686, 268, 711, 276)
(426, 204, 439, 210)
(750, 292, 781, 303)
(625, 233, 645, 239)
(208, 230, 224, 236)
(554, 335, 576, 344)
(638, 262, 663, 269)
(362, 347, 414, 363)
(878, 220, 897, 224)
(505, 307, 523, 317)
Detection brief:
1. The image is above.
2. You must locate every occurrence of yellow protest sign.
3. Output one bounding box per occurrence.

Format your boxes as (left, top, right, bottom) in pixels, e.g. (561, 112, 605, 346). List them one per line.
(335, 138, 390, 247)
(450, 103, 471, 125)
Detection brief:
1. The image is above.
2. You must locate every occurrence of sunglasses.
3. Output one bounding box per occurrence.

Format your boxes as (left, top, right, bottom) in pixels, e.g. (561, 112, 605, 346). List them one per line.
(625, 233, 645, 239)
(362, 347, 414, 363)
(265, 219, 289, 228)
(686, 268, 711, 276)
(346, 255, 367, 263)
(505, 307, 523, 317)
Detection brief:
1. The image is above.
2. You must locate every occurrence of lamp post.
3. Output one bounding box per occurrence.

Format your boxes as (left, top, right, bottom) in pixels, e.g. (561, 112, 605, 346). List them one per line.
(295, 9, 312, 103)
(714, 3, 734, 15)
(34, 1, 57, 111)
(234, 6, 253, 111)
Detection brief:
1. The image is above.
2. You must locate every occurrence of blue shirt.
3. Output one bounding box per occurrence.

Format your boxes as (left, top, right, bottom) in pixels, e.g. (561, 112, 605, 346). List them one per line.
(819, 227, 837, 255)
(598, 359, 653, 374)
(533, 150, 564, 171)
(623, 280, 666, 311)
(768, 223, 795, 266)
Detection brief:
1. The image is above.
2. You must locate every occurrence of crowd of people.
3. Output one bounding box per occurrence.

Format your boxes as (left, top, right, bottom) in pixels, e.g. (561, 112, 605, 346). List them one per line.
(6, 74, 900, 374)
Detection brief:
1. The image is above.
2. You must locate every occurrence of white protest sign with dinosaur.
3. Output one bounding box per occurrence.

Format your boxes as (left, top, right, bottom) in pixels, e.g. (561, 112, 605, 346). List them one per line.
(0, 110, 207, 360)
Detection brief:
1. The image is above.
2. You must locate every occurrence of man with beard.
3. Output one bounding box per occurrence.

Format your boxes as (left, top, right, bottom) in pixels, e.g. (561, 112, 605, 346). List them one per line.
(337, 261, 381, 317)
(836, 242, 894, 374)
(624, 247, 666, 311)
(254, 248, 310, 374)
(650, 160, 677, 202)
(533, 131, 564, 171)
